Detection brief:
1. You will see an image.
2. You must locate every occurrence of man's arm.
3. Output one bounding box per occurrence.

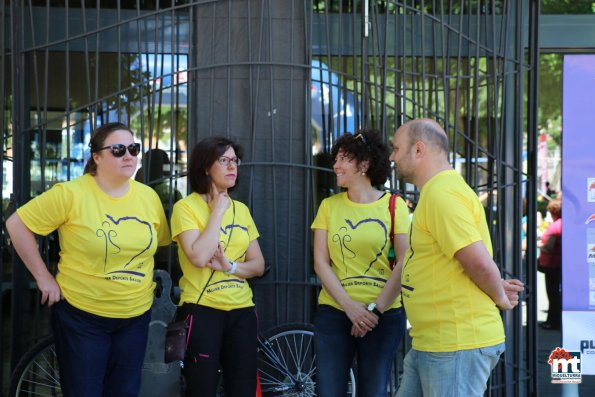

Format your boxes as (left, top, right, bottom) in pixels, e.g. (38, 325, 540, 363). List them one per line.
(455, 241, 515, 310)
(375, 233, 408, 312)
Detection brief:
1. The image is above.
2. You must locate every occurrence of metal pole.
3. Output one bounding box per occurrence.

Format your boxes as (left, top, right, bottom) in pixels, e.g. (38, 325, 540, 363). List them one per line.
(526, 0, 541, 395)
(10, 0, 32, 371)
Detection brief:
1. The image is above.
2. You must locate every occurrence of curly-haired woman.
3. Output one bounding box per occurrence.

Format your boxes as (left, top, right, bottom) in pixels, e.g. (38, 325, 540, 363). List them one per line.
(312, 128, 410, 396)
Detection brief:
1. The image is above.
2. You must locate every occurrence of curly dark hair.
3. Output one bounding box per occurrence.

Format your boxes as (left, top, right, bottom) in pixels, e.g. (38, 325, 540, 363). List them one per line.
(187, 136, 243, 194)
(330, 128, 391, 186)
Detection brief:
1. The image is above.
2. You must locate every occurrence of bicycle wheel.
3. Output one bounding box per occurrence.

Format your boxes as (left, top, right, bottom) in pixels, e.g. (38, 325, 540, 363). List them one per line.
(9, 335, 62, 397)
(257, 323, 356, 397)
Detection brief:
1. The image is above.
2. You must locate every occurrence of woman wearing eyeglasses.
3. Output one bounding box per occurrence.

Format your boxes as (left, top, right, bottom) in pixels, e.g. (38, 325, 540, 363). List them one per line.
(6, 122, 171, 397)
(312, 129, 410, 397)
(170, 136, 265, 397)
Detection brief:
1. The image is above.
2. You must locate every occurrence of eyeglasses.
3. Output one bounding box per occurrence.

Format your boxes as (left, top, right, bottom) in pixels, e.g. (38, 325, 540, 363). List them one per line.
(218, 156, 241, 167)
(93, 143, 141, 157)
(355, 133, 367, 145)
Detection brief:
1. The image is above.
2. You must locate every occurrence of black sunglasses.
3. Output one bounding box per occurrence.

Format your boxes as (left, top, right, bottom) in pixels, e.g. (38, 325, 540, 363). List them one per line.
(93, 143, 141, 157)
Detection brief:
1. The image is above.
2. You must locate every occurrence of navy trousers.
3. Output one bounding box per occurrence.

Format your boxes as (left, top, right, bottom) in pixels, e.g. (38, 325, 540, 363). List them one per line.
(51, 299, 150, 397)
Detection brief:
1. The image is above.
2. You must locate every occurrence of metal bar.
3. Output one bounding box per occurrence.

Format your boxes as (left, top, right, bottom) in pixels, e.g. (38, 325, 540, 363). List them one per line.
(65, 2, 72, 179)
(420, 0, 426, 118)
(187, 0, 198, 170)
(526, 0, 540, 395)
(26, 0, 46, 195)
(147, 2, 161, 152)
(135, 0, 147, 154)
(226, 0, 231, 136)
(264, 0, 281, 323)
(0, 0, 7, 388)
(337, 0, 345, 135)
(208, 3, 216, 134)
(10, 0, 30, 370)
(304, 0, 314, 322)
(95, 2, 102, 124)
(472, 0, 480, 192)
(117, 0, 122, 119)
(42, 0, 50, 183)
(287, 0, 297, 321)
(351, 0, 360, 130)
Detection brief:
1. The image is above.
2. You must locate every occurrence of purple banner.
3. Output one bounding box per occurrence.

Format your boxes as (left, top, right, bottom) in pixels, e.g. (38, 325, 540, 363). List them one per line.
(560, 54, 595, 377)
(562, 55, 595, 311)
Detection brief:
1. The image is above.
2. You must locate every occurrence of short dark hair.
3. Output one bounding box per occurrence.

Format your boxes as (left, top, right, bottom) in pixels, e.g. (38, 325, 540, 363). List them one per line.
(330, 128, 391, 186)
(84, 122, 134, 175)
(187, 136, 243, 194)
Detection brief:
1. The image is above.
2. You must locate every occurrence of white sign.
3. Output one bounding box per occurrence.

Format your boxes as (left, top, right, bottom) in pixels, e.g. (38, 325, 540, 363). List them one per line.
(562, 311, 595, 375)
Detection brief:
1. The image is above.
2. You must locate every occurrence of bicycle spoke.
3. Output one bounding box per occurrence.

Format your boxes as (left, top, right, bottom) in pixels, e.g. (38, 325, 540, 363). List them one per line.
(11, 337, 62, 397)
(258, 326, 316, 397)
(273, 333, 314, 380)
(27, 352, 61, 386)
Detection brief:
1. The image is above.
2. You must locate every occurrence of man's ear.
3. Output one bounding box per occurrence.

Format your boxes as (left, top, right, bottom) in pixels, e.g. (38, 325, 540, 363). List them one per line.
(414, 141, 426, 157)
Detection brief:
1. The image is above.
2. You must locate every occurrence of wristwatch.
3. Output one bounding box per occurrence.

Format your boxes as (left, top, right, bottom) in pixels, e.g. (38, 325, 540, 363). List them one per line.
(225, 260, 238, 275)
(367, 302, 383, 317)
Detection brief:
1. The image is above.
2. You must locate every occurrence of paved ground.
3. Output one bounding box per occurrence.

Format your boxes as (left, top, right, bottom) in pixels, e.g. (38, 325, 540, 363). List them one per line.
(536, 272, 595, 396)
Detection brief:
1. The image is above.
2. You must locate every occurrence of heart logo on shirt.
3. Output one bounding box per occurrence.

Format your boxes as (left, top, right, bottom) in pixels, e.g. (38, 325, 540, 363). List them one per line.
(332, 217, 389, 275)
(96, 214, 153, 276)
(219, 223, 248, 255)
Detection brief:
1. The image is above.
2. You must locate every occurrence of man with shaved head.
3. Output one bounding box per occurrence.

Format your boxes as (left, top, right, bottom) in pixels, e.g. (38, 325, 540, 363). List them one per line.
(390, 119, 524, 396)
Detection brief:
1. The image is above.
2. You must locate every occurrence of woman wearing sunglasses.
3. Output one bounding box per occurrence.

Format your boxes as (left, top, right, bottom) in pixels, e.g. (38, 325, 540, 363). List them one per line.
(170, 137, 265, 397)
(312, 129, 410, 396)
(6, 122, 171, 397)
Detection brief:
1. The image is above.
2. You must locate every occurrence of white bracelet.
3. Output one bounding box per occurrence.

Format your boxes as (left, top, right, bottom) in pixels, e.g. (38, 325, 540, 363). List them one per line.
(225, 260, 237, 275)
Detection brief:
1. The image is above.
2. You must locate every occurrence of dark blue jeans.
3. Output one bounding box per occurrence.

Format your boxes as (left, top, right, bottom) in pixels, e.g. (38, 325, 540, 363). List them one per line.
(314, 305, 406, 397)
(51, 299, 150, 397)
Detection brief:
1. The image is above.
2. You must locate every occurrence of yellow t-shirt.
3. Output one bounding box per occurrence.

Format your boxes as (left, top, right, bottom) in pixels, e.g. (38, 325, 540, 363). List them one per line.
(311, 192, 410, 310)
(171, 193, 260, 310)
(401, 170, 505, 352)
(17, 174, 171, 318)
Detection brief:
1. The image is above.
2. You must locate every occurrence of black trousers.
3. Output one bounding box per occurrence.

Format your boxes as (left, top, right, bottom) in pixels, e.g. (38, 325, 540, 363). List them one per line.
(543, 267, 562, 326)
(176, 303, 257, 397)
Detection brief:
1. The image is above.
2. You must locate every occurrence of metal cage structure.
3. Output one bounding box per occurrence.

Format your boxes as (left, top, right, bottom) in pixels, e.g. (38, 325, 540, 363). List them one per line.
(0, 0, 539, 395)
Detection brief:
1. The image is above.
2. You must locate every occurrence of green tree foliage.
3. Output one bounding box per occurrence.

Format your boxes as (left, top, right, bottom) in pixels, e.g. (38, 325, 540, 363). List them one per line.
(541, 0, 595, 15)
(539, 54, 562, 146)
(313, 0, 505, 14)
